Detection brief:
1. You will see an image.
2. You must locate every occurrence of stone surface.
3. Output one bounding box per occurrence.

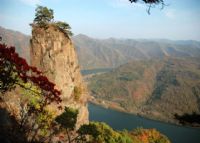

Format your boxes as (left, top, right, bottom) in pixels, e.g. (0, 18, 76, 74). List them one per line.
(30, 25, 89, 127)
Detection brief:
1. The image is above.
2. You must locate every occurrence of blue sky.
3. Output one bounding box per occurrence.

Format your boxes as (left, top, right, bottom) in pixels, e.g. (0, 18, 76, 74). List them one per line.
(1, 0, 200, 40)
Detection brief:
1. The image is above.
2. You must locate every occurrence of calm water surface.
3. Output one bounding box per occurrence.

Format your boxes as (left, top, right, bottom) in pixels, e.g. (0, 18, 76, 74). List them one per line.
(88, 103, 200, 143)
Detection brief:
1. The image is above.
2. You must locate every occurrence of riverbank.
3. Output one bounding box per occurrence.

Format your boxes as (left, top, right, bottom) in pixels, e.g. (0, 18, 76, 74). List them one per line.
(88, 103, 200, 143)
(89, 96, 200, 128)
(89, 96, 127, 112)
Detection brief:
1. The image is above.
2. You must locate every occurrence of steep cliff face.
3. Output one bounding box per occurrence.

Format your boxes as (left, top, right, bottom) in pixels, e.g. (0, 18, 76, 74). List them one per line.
(30, 25, 88, 127)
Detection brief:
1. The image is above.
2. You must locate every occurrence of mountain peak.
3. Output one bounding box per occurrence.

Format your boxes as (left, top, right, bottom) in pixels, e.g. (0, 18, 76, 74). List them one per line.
(74, 34, 91, 39)
(31, 25, 89, 128)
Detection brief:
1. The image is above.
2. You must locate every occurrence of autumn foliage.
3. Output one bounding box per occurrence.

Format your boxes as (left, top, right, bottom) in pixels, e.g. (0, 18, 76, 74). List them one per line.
(0, 37, 172, 143)
(130, 128, 170, 143)
(0, 43, 61, 104)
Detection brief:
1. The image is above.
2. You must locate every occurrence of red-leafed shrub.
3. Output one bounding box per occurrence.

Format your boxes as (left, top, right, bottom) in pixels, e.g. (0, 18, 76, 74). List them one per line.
(0, 43, 62, 142)
(0, 43, 61, 104)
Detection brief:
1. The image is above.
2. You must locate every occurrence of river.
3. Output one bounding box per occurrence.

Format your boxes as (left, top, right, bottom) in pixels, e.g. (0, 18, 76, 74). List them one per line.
(88, 103, 200, 143)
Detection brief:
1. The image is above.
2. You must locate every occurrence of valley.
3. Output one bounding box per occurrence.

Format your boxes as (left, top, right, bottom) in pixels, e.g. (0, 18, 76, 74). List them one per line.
(1, 26, 200, 127)
(1, 1, 200, 142)
(87, 58, 200, 127)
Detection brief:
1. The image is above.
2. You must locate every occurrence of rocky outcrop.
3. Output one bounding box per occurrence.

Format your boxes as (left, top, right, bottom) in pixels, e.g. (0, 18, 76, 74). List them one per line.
(30, 25, 88, 127)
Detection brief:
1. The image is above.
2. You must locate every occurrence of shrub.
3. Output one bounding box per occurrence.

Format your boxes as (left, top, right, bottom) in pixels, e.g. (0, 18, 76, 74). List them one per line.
(73, 86, 82, 101)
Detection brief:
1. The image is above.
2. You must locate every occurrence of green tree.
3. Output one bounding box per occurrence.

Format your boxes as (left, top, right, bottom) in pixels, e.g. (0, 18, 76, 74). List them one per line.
(55, 21, 73, 36)
(33, 5, 54, 27)
(55, 107, 78, 130)
(78, 122, 133, 143)
(55, 107, 79, 143)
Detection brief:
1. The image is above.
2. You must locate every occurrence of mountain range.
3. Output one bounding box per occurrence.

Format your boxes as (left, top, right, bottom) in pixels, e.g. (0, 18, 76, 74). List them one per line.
(73, 34, 200, 69)
(1, 26, 200, 69)
(0, 26, 30, 62)
(1, 26, 200, 126)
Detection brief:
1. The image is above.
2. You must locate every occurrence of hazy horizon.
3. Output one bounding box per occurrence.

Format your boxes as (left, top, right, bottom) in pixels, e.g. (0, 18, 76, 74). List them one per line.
(1, 26, 200, 42)
(1, 0, 200, 41)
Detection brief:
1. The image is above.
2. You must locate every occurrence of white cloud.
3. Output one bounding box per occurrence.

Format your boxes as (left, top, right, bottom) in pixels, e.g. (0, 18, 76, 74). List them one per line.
(19, 0, 41, 6)
(164, 9, 176, 19)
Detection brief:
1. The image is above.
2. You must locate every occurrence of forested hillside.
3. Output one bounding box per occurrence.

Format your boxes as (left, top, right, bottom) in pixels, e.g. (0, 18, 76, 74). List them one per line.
(88, 58, 200, 125)
(1, 26, 200, 126)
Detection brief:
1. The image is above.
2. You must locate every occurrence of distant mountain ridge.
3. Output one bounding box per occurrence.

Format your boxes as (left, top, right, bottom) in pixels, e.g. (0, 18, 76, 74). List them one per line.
(1, 26, 200, 126)
(73, 34, 200, 69)
(0, 26, 30, 61)
(1, 26, 200, 69)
